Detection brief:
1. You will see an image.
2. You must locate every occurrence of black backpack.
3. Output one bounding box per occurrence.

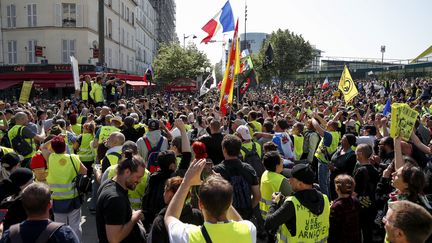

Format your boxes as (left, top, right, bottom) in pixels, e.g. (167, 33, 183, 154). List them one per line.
(11, 127, 33, 157)
(230, 172, 253, 220)
(241, 143, 265, 178)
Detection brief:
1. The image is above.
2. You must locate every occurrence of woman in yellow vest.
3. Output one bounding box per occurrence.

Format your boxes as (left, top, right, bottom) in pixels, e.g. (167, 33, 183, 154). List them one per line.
(260, 151, 291, 219)
(291, 122, 305, 161)
(69, 114, 82, 135)
(76, 122, 96, 177)
(43, 135, 87, 241)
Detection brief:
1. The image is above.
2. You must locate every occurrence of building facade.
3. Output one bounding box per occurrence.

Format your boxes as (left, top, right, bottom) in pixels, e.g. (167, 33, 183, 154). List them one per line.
(149, 0, 176, 46)
(239, 32, 268, 54)
(0, 0, 162, 75)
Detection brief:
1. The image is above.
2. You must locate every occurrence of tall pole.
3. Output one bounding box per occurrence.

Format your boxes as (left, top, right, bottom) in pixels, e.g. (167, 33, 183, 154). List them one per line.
(183, 34, 186, 48)
(98, 0, 105, 67)
(244, 0, 247, 51)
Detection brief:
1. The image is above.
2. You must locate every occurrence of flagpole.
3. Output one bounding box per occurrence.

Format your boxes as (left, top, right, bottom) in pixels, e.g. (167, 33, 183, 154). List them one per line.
(244, 0, 247, 51)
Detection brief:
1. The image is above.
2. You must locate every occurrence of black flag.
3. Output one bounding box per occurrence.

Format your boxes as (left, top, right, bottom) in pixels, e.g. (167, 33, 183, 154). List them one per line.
(262, 44, 273, 70)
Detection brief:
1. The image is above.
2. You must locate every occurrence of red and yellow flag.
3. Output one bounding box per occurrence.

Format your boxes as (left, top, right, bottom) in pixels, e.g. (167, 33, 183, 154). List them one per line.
(219, 19, 240, 116)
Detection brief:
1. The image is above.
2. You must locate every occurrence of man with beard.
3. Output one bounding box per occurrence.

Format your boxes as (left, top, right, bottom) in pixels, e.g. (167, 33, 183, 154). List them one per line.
(377, 136, 394, 173)
(96, 152, 146, 243)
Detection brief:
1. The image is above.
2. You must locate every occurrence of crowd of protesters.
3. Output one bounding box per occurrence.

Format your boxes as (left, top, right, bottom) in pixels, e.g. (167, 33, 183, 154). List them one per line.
(0, 74, 431, 243)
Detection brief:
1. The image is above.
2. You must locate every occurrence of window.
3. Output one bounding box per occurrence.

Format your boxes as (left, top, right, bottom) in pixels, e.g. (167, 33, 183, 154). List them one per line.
(62, 3, 76, 27)
(126, 55, 130, 71)
(7, 41, 17, 64)
(108, 18, 112, 38)
(131, 12, 134, 26)
(6, 5, 16, 28)
(62, 39, 76, 63)
(120, 53, 124, 69)
(27, 4, 37, 27)
(127, 32, 129, 47)
(121, 3, 124, 18)
(126, 8, 129, 22)
(121, 28, 125, 44)
(28, 40, 37, 63)
(107, 48, 112, 67)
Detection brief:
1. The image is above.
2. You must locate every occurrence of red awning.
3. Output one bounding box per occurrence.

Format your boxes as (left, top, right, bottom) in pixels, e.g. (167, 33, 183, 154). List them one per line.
(0, 81, 21, 90)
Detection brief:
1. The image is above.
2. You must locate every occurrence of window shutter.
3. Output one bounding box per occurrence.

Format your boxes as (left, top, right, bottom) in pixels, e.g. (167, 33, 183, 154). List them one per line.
(76, 4, 83, 27)
(54, 4, 62, 27)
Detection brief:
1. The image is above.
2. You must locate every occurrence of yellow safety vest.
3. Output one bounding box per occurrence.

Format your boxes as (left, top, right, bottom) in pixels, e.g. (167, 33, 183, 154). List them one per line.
(77, 115, 85, 125)
(71, 124, 82, 135)
(81, 82, 89, 101)
(46, 153, 80, 200)
(78, 133, 94, 163)
(8, 125, 36, 159)
(98, 126, 120, 144)
(248, 120, 262, 138)
(260, 171, 285, 219)
(314, 131, 340, 163)
(103, 152, 121, 167)
(91, 83, 104, 103)
(278, 195, 330, 243)
(107, 164, 150, 210)
(188, 221, 253, 243)
(293, 134, 304, 160)
(1, 146, 14, 156)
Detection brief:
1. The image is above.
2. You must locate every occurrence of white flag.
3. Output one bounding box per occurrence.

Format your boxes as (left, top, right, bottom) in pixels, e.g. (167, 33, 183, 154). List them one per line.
(200, 74, 212, 97)
(210, 69, 217, 89)
(70, 56, 80, 91)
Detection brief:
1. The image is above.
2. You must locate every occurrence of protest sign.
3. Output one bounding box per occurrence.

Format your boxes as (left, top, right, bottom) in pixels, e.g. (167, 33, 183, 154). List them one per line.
(19, 81, 33, 104)
(390, 103, 418, 141)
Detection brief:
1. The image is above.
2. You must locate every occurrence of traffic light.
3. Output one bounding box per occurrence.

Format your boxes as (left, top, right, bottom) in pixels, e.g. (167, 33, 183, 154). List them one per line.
(35, 46, 43, 57)
(93, 48, 100, 58)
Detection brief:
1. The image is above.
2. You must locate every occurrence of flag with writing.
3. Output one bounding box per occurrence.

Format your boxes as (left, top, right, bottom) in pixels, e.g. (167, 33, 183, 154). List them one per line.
(219, 19, 240, 116)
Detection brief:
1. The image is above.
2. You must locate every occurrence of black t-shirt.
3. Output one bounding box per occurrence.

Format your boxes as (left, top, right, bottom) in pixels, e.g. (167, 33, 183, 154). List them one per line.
(213, 159, 259, 186)
(96, 179, 138, 243)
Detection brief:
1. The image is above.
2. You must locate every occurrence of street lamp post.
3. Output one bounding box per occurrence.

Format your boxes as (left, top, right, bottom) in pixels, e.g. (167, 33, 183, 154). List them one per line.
(198, 66, 211, 90)
(381, 45, 386, 66)
(183, 34, 197, 48)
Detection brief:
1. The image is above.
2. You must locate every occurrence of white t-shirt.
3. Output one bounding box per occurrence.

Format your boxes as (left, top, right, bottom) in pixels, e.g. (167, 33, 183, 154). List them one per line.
(168, 218, 257, 243)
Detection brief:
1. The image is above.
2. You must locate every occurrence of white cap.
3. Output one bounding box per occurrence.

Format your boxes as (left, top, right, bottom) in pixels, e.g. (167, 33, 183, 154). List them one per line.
(236, 125, 251, 140)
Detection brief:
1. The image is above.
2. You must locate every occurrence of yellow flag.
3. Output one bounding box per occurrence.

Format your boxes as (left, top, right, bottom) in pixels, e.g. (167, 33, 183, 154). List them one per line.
(338, 65, 358, 103)
(19, 81, 34, 104)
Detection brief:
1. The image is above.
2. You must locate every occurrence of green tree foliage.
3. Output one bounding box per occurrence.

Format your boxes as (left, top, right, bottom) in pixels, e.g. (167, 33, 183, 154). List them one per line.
(257, 29, 313, 84)
(153, 43, 211, 84)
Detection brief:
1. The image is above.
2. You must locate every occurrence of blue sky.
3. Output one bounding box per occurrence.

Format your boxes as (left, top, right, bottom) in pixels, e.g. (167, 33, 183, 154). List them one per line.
(175, 0, 432, 65)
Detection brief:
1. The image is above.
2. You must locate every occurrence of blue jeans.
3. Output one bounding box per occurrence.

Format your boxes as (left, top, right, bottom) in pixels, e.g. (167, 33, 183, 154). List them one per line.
(318, 160, 330, 199)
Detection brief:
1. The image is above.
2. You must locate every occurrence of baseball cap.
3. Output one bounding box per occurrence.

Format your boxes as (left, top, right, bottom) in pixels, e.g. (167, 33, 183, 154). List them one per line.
(110, 116, 123, 126)
(148, 119, 160, 131)
(286, 164, 315, 185)
(236, 125, 251, 140)
(1, 152, 23, 169)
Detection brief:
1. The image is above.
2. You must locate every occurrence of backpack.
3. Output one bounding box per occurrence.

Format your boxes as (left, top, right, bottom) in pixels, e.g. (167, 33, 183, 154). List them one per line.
(11, 127, 33, 157)
(144, 137, 164, 173)
(9, 221, 65, 243)
(241, 143, 265, 178)
(230, 173, 253, 219)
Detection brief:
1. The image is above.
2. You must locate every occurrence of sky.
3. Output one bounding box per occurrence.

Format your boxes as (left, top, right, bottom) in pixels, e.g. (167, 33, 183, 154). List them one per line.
(175, 0, 432, 65)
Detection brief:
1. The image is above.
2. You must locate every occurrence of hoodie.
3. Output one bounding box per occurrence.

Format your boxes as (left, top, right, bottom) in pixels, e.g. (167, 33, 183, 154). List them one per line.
(264, 189, 325, 236)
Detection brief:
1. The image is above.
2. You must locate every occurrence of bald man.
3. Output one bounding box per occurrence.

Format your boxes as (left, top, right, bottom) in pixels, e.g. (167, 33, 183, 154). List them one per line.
(101, 132, 125, 172)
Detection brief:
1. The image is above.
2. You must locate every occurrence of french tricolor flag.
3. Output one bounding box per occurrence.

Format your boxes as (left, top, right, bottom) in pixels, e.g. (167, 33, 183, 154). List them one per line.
(201, 1, 235, 44)
(322, 77, 329, 89)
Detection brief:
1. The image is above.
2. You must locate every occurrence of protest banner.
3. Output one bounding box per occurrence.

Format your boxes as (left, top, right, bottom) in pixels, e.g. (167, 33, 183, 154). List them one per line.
(390, 103, 418, 141)
(19, 81, 33, 104)
(70, 56, 80, 91)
